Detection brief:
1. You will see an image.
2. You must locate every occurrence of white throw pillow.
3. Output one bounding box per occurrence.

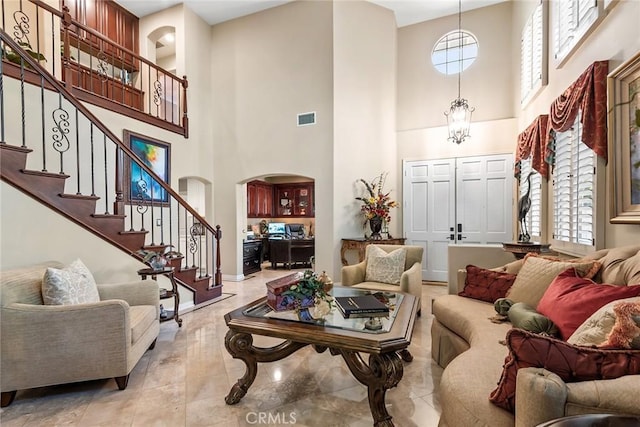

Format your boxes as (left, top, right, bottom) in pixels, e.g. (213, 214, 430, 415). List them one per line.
(42, 259, 100, 305)
(568, 296, 640, 348)
(364, 246, 406, 285)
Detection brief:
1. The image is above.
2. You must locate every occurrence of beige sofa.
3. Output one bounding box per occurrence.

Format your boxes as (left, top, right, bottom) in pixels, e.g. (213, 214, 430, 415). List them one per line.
(1, 261, 160, 407)
(431, 246, 640, 427)
(341, 244, 424, 313)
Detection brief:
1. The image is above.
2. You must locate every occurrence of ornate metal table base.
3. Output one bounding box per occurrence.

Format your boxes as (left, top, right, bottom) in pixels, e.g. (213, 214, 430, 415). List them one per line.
(224, 330, 409, 426)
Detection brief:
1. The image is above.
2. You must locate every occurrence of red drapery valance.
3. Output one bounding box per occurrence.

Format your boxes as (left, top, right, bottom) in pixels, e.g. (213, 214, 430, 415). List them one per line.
(548, 60, 609, 161)
(516, 114, 550, 179)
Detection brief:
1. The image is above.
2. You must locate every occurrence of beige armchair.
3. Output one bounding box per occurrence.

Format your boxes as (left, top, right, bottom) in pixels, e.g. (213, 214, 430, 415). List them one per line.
(1, 261, 160, 407)
(341, 244, 424, 315)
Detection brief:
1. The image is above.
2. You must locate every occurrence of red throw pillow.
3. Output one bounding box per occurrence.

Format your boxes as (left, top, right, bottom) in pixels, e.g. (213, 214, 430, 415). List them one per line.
(458, 265, 517, 303)
(537, 268, 640, 340)
(489, 328, 640, 412)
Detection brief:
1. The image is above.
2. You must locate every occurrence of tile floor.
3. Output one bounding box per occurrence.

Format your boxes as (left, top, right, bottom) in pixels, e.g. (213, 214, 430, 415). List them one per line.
(1, 266, 447, 427)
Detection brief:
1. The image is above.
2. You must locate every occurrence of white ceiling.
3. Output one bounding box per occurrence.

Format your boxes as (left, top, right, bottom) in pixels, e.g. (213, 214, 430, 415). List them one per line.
(116, 0, 509, 28)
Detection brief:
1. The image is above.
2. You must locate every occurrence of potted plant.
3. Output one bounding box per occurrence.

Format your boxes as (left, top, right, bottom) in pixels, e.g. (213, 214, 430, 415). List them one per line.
(282, 270, 334, 320)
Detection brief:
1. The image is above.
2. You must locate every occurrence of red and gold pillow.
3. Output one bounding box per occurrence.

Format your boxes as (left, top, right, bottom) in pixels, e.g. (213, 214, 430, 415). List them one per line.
(458, 265, 517, 303)
(536, 268, 640, 340)
(489, 328, 640, 412)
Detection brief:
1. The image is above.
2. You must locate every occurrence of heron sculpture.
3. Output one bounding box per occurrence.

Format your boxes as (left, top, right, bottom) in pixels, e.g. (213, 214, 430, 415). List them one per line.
(518, 171, 535, 243)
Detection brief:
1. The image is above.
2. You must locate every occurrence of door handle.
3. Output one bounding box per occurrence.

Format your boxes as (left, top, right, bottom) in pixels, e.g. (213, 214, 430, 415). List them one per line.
(450, 234, 455, 241)
(457, 234, 467, 241)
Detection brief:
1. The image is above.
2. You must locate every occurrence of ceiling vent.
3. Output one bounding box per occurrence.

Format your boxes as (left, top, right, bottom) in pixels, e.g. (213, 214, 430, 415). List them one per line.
(297, 112, 316, 126)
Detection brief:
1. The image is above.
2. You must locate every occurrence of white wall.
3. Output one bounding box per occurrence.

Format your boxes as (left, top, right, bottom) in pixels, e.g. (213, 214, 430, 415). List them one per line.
(332, 1, 397, 274)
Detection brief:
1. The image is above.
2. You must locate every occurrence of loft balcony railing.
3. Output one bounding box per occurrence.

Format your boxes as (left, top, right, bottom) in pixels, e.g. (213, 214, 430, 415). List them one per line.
(1, 30, 221, 297)
(1, 0, 189, 137)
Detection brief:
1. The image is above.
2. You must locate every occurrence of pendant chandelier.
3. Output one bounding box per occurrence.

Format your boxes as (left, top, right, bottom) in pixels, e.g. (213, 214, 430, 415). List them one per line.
(444, 0, 475, 145)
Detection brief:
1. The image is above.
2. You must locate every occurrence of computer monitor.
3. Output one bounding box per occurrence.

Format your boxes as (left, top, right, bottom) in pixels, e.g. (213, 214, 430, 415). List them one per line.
(267, 222, 286, 235)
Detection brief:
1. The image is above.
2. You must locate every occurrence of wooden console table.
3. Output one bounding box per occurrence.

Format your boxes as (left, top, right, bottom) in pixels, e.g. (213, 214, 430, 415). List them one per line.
(502, 242, 552, 259)
(341, 237, 406, 266)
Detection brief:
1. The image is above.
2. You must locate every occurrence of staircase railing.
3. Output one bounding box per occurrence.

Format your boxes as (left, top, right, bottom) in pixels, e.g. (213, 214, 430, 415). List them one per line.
(0, 30, 222, 298)
(1, 0, 189, 137)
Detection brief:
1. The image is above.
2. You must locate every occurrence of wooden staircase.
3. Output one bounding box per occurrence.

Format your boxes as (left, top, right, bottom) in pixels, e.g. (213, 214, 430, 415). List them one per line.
(1, 30, 222, 305)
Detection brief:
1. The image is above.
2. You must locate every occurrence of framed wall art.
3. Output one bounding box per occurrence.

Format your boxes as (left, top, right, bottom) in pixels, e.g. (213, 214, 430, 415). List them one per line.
(608, 52, 640, 223)
(123, 130, 171, 205)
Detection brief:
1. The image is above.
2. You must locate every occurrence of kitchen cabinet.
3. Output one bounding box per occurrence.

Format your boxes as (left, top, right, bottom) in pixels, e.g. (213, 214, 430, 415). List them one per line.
(247, 180, 273, 218)
(274, 183, 314, 217)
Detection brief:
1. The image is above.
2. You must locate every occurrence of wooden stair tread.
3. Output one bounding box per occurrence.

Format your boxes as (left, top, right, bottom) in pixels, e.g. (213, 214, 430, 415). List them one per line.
(60, 193, 100, 200)
(0, 144, 32, 154)
(20, 169, 70, 179)
(92, 213, 126, 219)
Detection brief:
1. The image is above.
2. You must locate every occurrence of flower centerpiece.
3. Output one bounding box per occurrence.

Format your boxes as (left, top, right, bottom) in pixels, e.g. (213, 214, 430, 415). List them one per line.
(356, 172, 398, 239)
(281, 270, 334, 320)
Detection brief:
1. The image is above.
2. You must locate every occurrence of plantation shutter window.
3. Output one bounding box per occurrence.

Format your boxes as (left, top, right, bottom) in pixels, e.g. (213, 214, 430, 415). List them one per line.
(552, 113, 595, 249)
(521, 1, 546, 105)
(553, 0, 599, 64)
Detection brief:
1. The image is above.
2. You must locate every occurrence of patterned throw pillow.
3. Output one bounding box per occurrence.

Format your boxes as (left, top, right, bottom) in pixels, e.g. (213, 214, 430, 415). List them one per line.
(489, 328, 640, 412)
(505, 254, 601, 309)
(568, 297, 640, 347)
(42, 259, 100, 305)
(537, 268, 640, 340)
(458, 265, 517, 303)
(364, 246, 407, 285)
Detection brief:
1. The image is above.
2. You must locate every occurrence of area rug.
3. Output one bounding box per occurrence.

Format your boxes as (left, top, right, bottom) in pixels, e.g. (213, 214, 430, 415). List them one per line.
(193, 292, 236, 310)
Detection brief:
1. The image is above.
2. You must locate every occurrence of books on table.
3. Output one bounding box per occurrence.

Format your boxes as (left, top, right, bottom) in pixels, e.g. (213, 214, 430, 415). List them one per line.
(335, 295, 389, 318)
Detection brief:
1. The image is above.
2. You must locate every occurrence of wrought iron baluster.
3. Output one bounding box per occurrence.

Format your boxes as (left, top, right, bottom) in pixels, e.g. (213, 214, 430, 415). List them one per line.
(103, 134, 108, 214)
(50, 11, 54, 77)
(51, 94, 70, 174)
(12, 8, 31, 48)
(89, 123, 95, 196)
(0, 46, 4, 143)
(75, 108, 80, 194)
(19, 56, 25, 148)
(40, 74, 44, 165)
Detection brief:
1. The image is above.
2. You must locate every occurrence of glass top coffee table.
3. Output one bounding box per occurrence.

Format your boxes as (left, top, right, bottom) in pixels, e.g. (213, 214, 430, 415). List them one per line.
(224, 285, 419, 427)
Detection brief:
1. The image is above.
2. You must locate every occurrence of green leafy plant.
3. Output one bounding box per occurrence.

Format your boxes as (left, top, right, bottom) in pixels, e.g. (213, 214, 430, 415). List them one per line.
(2, 41, 46, 67)
(356, 172, 398, 226)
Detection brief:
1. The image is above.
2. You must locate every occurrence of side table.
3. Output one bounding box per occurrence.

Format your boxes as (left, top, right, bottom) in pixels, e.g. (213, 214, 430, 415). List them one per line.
(137, 267, 182, 327)
(502, 242, 552, 259)
(340, 237, 406, 266)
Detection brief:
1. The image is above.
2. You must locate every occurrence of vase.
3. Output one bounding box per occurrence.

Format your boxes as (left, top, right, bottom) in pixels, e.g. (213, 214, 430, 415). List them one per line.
(369, 217, 383, 240)
(150, 256, 168, 271)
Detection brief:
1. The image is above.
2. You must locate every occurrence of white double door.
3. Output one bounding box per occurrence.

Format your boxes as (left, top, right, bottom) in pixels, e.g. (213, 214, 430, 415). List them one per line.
(403, 154, 514, 282)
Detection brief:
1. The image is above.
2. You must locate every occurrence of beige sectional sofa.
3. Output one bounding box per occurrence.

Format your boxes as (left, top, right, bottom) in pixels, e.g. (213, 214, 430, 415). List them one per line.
(431, 246, 640, 427)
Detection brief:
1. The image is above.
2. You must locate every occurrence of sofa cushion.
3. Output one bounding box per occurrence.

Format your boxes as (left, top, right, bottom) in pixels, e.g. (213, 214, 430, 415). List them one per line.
(129, 305, 158, 344)
(458, 265, 517, 303)
(364, 246, 406, 285)
(537, 268, 640, 340)
(581, 245, 640, 285)
(42, 259, 100, 305)
(505, 254, 601, 309)
(489, 328, 640, 412)
(507, 302, 558, 336)
(568, 297, 640, 348)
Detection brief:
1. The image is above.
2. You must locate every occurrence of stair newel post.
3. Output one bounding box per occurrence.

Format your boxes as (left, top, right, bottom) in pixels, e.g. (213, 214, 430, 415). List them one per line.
(215, 225, 222, 287)
(114, 145, 125, 216)
(181, 76, 188, 138)
(60, 4, 72, 90)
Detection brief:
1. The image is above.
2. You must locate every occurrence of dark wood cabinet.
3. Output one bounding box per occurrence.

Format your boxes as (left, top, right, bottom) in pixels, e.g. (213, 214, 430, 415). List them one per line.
(274, 183, 314, 217)
(243, 240, 263, 275)
(63, 0, 139, 71)
(247, 180, 274, 218)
